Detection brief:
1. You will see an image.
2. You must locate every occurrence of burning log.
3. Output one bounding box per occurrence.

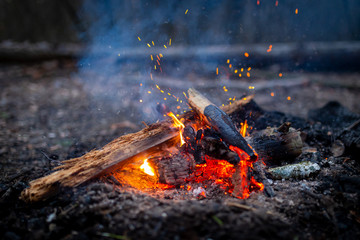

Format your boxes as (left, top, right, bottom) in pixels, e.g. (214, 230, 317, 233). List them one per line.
(187, 88, 257, 161)
(21, 122, 180, 202)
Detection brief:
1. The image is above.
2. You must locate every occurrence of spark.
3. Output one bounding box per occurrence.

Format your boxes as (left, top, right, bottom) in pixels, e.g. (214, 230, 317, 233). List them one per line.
(169, 38, 172, 46)
(234, 69, 238, 73)
(239, 73, 242, 77)
(248, 67, 251, 71)
(147, 43, 151, 48)
(271, 92, 275, 97)
(164, 45, 167, 49)
(295, 8, 298, 14)
(139, 99, 143, 103)
(279, 73, 283, 77)
(150, 55, 153, 61)
(227, 59, 230, 64)
(287, 96, 291, 101)
(241, 68, 244, 72)
(267, 44, 273, 52)
(159, 53, 163, 57)
(229, 64, 232, 68)
(244, 52, 249, 57)
(275, 0, 278, 6)
(138, 36, 141, 41)
(247, 72, 250, 77)
(148, 91, 151, 94)
(216, 67, 219, 75)
(185, 9, 189, 14)
(152, 41, 155, 46)
(257, 0, 260, 5)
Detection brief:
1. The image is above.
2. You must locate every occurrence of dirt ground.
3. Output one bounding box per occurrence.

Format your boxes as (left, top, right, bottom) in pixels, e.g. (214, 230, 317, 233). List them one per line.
(0, 59, 359, 239)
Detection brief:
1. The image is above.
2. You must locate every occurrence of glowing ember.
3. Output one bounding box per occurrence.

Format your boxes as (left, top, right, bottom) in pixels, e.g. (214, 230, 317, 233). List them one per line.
(229, 145, 263, 199)
(167, 112, 185, 146)
(140, 159, 155, 176)
(190, 157, 236, 192)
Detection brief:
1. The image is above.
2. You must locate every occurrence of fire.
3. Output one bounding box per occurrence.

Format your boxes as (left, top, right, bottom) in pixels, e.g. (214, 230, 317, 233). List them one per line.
(140, 159, 155, 176)
(240, 120, 248, 137)
(167, 112, 185, 146)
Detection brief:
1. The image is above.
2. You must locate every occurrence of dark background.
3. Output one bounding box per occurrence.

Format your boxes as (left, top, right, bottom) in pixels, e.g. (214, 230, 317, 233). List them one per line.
(1, 0, 359, 45)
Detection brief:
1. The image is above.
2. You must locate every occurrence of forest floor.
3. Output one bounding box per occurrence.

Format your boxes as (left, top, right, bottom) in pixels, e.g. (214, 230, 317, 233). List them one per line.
(0, 59, 359, 239)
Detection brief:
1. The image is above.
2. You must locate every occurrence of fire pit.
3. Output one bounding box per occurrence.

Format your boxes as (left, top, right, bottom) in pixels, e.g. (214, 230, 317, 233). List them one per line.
(1, 1, 360, 239)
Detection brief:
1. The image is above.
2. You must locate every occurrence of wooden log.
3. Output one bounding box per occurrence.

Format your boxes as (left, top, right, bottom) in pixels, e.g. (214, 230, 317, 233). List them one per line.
(188, 88, 257, 161)
(21, 95, 252, 202)
(21, 121, 179, 202)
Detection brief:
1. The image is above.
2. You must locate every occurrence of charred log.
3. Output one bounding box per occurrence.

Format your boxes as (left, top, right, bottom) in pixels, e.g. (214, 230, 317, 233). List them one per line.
(246, 123, 303, 166)
(188, 88, 257, 161)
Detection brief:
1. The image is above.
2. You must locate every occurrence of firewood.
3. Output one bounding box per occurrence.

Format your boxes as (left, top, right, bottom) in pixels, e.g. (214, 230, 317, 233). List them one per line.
(21, 95, 252, 202)
(21, 121, 179, 202)
(187, 88, 257, 161)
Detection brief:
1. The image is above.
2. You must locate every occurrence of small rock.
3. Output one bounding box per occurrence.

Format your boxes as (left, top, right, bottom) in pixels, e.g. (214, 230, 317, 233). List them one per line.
(269, 161, 321, 180)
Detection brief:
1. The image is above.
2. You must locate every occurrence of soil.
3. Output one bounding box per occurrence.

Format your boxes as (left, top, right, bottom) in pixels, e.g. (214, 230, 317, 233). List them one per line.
(0, 59, 359, 239)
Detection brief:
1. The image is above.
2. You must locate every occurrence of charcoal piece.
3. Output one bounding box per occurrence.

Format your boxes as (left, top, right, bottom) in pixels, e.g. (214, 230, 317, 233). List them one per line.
(247, 126, 303, 166)
(183, 125, 196, 153)
(200, 136, 240, 164)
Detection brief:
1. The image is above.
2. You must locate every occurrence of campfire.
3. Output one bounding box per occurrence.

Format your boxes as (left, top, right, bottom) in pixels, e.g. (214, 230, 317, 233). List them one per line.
(21, 88, 305, 202)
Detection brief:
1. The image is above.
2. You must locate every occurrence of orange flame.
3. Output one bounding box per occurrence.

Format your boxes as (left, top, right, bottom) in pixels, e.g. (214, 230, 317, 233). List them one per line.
(140, 159, 155, 176)
(240, 120, 248, 137)
(167, 112, 185, 146)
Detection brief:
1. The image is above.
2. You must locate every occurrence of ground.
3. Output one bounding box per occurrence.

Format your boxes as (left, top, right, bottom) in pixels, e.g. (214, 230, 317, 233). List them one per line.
(0, 59, 359, 239)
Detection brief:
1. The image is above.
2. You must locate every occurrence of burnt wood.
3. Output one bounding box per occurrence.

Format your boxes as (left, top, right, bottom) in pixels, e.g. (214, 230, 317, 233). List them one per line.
(188, 88, 257, 161)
